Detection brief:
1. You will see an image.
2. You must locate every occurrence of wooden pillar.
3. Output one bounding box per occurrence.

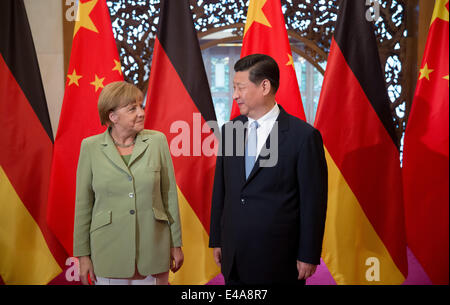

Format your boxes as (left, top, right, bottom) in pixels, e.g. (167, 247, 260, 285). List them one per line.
(418, 0, 435, 68)
(404, 0, 434, 122)
(62, 0, 76, 77)
(404, 0, 419, 122)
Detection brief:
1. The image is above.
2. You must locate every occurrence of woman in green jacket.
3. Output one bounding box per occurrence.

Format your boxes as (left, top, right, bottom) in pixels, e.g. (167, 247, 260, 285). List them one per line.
(73, 81, 183, 285)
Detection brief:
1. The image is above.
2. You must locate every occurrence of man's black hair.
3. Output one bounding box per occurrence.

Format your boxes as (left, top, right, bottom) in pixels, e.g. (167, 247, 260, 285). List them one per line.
(234, 54, 280, 94)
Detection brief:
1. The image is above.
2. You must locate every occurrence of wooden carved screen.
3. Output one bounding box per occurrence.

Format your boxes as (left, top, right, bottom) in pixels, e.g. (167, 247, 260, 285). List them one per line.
(107, 0, 417, 148)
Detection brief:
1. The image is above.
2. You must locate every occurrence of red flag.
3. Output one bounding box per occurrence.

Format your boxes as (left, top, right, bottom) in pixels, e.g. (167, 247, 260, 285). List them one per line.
(144, 0, 219, 284)
(402, 0, 449, 285)
(47, 0, 123, 255)
(315, 0, 407, 284)
(0, 0, 66, 284)
(229, 0, 305, 120)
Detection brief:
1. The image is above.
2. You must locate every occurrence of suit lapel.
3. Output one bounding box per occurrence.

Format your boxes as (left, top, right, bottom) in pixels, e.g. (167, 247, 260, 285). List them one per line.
(100, 129, 149, 175)
(243, 106, 290, 187)
(129, 132, 149, 167)
(101, 129, 131, 175)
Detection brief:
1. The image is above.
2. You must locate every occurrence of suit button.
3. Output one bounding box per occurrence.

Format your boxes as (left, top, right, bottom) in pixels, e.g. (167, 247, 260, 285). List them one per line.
(129, 192, 134, 198)
(241, 198, 245, 204)
(130, 210, 135, 215)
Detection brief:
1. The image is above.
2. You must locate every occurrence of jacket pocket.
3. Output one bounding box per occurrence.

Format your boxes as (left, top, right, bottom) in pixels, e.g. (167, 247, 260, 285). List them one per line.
(147, 165, 161, 172)
(90, 210, 112, 233)
(152, 207, 170, 222)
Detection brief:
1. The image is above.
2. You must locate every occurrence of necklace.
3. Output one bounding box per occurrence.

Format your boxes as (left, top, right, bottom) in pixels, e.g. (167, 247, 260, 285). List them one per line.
(109, 129, 136, 148)
(113, 139, 135, 148)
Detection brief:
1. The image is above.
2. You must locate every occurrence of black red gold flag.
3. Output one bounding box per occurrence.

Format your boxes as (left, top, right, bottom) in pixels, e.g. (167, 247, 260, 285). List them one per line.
(144, 0, 219, 284)
(0, 0, 66, 284)
(315, 0, 407, 284)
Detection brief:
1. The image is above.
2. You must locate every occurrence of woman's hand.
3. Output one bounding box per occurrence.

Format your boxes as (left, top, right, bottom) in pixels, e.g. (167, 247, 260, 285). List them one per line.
(79, 256, 96, 285)
(170, 247, 184, 273)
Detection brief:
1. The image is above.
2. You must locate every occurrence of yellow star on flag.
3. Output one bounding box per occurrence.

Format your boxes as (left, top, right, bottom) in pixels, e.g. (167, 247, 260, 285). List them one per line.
(90, 74, 105, 92)
(419, 63, 434, 81)
(67, 69, 82, 86)
(286, 54, 294, 67)
(112, 59, 122, 75)
(431, 0, 449, 26)
(444, 75, 449, 85)
(244, 0, 272, 36)
(74, 0, 99, 38)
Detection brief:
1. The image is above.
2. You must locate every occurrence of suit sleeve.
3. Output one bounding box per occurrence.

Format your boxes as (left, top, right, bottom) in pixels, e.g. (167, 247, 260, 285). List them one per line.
(73, 138, 94, 257)
(159, 133, 182, 248)
(209, 125, 226, 248)
(297, 128, 328, 265)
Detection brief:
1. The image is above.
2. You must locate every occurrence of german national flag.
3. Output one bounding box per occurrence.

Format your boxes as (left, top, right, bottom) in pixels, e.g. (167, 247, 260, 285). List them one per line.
(315, 0, 408, 284)
(144, 0, 219, 284)
(0, 0, 67, 284)
(403, 0, 449, 285)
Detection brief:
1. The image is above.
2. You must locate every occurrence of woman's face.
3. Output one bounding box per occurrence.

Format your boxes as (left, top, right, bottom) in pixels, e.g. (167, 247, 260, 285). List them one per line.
(110, 99, 145, 134)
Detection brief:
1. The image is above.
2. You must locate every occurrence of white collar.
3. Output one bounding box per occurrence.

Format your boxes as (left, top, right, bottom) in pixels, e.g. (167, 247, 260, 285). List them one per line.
(248, 103, 279, 126)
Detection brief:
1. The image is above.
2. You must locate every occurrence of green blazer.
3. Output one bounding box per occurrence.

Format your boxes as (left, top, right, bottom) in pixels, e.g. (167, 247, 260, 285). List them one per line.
(73, 129, 182, 278)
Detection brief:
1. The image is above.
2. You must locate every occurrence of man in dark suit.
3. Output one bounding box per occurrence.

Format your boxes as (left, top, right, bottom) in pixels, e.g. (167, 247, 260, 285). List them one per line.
(209, 54, 328, 285)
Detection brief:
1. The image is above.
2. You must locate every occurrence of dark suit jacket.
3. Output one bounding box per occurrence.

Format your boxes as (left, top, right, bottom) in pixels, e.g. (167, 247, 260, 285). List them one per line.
(209, 106, 328, 284)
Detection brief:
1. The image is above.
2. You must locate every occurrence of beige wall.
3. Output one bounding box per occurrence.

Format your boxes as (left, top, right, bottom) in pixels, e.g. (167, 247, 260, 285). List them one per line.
(24, 0, 64, 138)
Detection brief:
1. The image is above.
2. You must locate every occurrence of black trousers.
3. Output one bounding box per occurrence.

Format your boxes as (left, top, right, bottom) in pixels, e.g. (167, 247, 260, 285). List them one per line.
(224, 260, 306, 286)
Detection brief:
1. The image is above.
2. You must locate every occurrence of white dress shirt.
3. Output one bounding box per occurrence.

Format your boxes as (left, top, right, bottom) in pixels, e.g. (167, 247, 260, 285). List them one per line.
(247, 103, 280, 159)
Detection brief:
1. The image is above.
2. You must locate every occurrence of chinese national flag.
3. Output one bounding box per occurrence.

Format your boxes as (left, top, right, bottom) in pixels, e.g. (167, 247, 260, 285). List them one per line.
(144, 0, 219, 284)
(315, 0, 407, 284)
(402, 0, 449, 285)
(47, 0, 123, 255)
(0, 0, 66, 284)
(229, 0, 305, 120)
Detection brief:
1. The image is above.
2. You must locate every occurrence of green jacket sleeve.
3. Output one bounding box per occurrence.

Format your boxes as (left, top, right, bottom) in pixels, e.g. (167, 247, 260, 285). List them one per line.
(159, 133, 182, 248)
(73, 138, 94, 257)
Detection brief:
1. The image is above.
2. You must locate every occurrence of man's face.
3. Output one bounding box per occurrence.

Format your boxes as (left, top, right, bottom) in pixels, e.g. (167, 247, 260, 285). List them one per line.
(232, 70, 266, 119)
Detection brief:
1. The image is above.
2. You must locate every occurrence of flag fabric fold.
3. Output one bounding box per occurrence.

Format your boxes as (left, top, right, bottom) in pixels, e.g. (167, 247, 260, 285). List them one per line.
(315, 0, 408, 284)
(47, 0, 123, 256)
(0, 0, 66, 284)
(229, 0, 306, 121)
(403, 0, 449, 285)
(144, 0, 220, 284)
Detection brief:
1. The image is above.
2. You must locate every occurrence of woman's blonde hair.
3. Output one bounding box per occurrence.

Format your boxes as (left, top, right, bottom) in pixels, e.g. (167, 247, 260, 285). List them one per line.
(97, 81, 144, 126)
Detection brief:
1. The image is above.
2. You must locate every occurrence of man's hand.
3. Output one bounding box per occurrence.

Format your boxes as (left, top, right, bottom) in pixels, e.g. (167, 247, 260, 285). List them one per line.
(297, 261, 317, 280)
(79, 256, 96, 285)
(170, 247, 184, 273)
(213, 248, 222, 267)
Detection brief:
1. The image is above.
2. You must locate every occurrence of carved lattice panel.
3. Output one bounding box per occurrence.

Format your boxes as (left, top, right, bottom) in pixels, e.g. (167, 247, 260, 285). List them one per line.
(107, 0, 412, 146)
